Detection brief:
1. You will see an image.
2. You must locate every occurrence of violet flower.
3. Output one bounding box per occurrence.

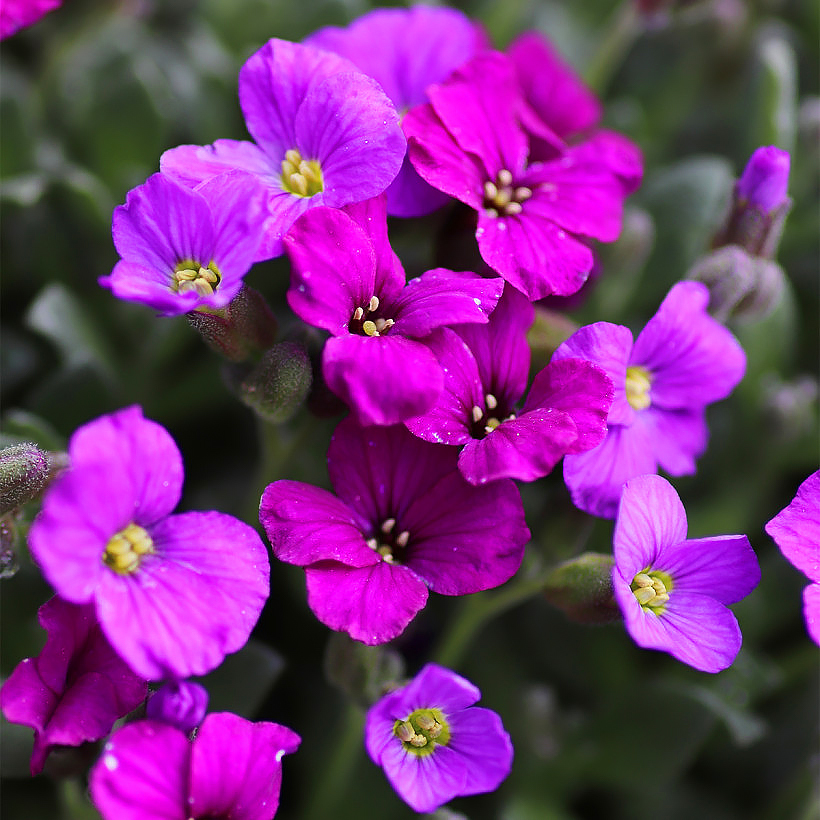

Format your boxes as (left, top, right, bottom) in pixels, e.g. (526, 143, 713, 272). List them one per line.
(27, 406, 269, 680)
(404, 51, 629, 301)
(90, 712, 300, 820)
(259, 419, 529, 645)
(406, 284, 613, 485)
(161, 38, 406, 260)
(145, 681, 208, 734)
(1, 0, 60, 39)
(99, 171, 269, 316)
(765, 470, 820, 645)
(0, 596, 147, 775)
(552, 281, 746, 518)
(612, 475, 760, 672)
(305, 5, 486, 217)
(285, 195, 503, 425)
(737, 146, 791, 214)
(365, 663, 513, 814)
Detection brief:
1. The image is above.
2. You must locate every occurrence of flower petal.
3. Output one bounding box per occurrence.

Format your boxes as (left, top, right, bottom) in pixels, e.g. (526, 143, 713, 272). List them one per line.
(803, 583, 820, 646)
(447, 706, 513, 796)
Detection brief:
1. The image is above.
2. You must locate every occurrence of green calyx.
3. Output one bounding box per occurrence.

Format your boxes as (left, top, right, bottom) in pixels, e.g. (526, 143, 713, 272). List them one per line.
(393, 708, 450, 757)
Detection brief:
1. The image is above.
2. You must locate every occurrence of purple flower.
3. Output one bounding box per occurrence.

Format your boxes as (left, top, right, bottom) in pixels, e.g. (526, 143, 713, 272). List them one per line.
(305, 6, 486, 217)
(27, 406, 269, 680)
(285, 195, 503, 425)
(365, 663, 512, 813)
(1, 0, 60, 39)
(765, 470, 820, 645)
(613, 475, 760, 672)
(406, 284, 613, 484)
(99, 171, 269, 316)
(553, 281, 746, 518)
(404, 51, 629, 301)
(90, 712, 300, 820)
(737, 146, 790, 214)
(145, 681, 208, 734)
(0, 596, 147, 775)
(161, 38, 406, 260)
(259, 419, 529, 645)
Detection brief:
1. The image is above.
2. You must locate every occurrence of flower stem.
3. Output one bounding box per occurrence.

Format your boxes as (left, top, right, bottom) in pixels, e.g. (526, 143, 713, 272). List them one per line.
(584, 1, 642, 94)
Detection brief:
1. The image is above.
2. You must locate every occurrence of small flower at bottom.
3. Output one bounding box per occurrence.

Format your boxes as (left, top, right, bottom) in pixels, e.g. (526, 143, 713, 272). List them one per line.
(612, 475, 760, 672)
(365, 663, 512, 814)
(89, 712, 300, 820)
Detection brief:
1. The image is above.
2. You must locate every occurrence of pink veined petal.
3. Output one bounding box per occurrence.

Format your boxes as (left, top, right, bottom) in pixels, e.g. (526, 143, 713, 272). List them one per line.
(574, 130, 644, 195)
(397, 664, 481, 713)
(304, 560, 429, 645)
(640, 406, 709, 476)
(259, 480, 377, 568)
(322, 334, 444, 426)
(377, 739, 460, 813)
(89, 720, 190, 820)
(803, 583, 820, 646)
(476, 210, 594, 301)
(160, 140, 279, 190)
(100, 260, 203, 317)
(384, 153, 453, 217)
(446, 706, 514, 796)
(188, 713, 300, 820)
(613, 475, 689, 580)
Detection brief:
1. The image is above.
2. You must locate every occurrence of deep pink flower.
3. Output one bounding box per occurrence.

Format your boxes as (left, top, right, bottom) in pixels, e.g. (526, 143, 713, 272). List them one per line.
(0, 0, 60, 39)
(259, 419, 529, 644)
(145, 681, 208, 734)
(90, 713, 300, 820)
(365, 664, 512, 813)
(765, 470, 820, 645)
(613, 475, 760, 672)
(0, 596, 147, 775)
(27, 406, 269, 680)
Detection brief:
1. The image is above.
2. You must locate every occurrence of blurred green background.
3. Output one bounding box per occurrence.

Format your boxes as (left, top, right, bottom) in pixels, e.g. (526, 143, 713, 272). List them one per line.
(1, 1, 818, 818)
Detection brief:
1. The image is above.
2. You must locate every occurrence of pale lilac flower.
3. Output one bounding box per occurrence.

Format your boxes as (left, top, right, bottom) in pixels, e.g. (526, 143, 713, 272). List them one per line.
(0, 596, 147, 775)
(404, 51, 629, 301)
(145, 681, 208, 734)
(259, 419, 529, 645)
(765, 470, 820, 645)
(100, 171, 269, 316)
(406, 284, 613, 484)
(161, 38, 405, 260)
(365, 663, 512, 813)
(27, 406, 269, 680)
(0, 0, 60, 39)
(613, 475, 760, 672)
(305, 5, 486, 216)
(285, 195, 502, 425)
(90, 713, 300, 820)
(553, 281, 746, 518)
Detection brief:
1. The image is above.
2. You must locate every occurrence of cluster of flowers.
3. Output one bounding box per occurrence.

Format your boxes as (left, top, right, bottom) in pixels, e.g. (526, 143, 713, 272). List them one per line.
(2, 4, 814, 817)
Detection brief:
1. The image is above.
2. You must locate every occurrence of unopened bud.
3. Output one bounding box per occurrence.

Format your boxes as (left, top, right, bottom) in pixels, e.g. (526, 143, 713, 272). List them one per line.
(239, 342, 313, 424)
(146, 681, 208, 733)
(188, 285, 278, 362)
(543, 552, 619, 624)
(0, 443, 67, 516)
(737, 146, 790, 214)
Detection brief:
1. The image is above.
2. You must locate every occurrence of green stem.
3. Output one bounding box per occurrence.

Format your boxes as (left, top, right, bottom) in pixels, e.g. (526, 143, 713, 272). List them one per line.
(303, 702, 365, 820)
(584, 1, 642, 94)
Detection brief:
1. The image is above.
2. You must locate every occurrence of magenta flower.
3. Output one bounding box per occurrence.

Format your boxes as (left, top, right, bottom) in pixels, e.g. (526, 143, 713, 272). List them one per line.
(285, 195, 503, 425)
(27, 406, 269, 680)
(552, 281, 746, 518)
(765, 470, 820, 645)
(406, 284, 613, 485)
(100, 171, 269, 316)
(161, 38, 405, 260)
(0, 0, 60, 39)
(613, 475, 760, 672)
(305, 6, 486, 217)
(90, 713, 300, 820)
(0, 596, 147, 775)
(404, 51, 629, 301)
(737, 145, 791, 214)
(146, 681, 209, 734)
(260, 419, 529, 645)
(365, 663, 512, 813)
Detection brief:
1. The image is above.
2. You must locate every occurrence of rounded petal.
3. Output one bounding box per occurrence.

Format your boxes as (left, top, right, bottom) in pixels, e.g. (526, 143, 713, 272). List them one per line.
(447, 706, 513, 796)
(803, 583, 820, 646)
(377, 740, 459, 813)
(160, 139, 278, 189)
(304, 561, 428, 645)
(100, 260, 202, 316)
(396, 663, 481, 713)
(641, 406, 708, 476)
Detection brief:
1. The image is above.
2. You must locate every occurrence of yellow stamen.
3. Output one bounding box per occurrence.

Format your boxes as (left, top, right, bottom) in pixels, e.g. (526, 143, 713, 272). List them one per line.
(103, 523, 154, 575)
(625, 365, 652, 410)
(281, 149, 324, 197)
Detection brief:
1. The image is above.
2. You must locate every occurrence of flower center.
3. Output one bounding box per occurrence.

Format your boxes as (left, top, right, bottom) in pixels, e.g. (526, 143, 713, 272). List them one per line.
(348, 295, 395, 337)
(470, 393, 516, 438)
(630, 568, 673, 613)
(483, 169, 532, 218)
(366, 517, 410, 564)
(172, 260, 221, 297)
(393, 707, 450, 757)
(103, 522, 154, 575)
(281, 149, 324, 197)
(625, 365, 652, 410)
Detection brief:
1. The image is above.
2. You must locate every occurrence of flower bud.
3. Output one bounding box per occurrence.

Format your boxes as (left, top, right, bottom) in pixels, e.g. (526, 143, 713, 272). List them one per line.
(0, 443, 67, 516)
(239, 341, 313, 424)
(543, 552, 619, 624)
(187, 285, 278, 362)
(737, 146, 790, 214)
(146, 681, 208, 733)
